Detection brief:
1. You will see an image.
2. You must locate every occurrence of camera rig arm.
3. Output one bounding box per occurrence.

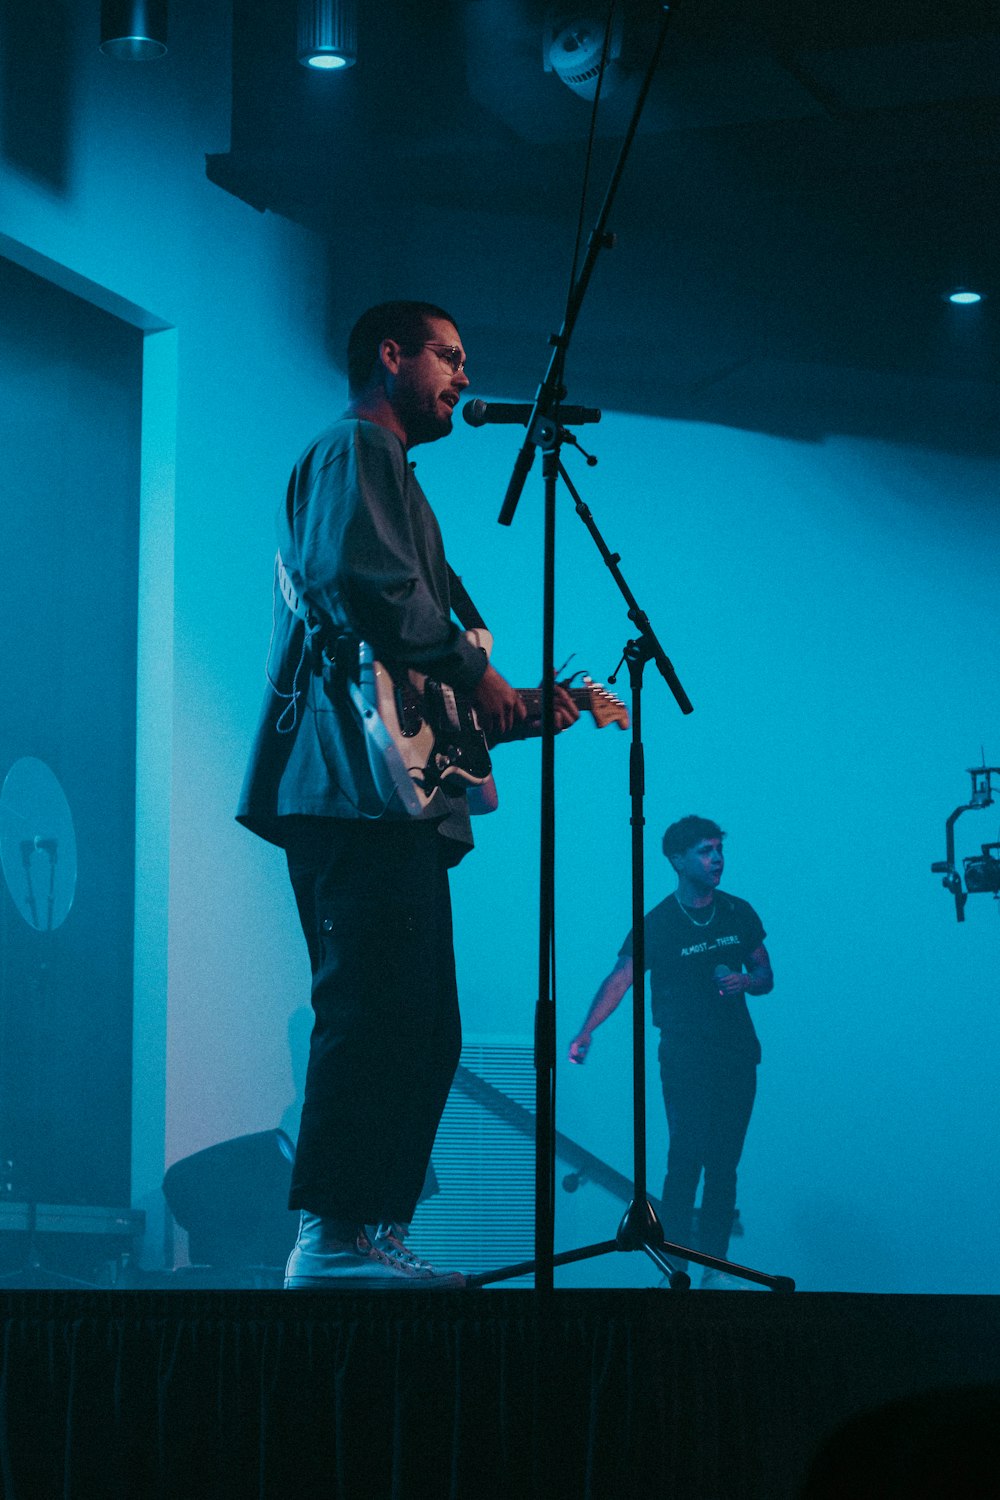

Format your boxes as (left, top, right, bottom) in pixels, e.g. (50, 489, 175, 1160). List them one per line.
(931, 765, 1000, 922)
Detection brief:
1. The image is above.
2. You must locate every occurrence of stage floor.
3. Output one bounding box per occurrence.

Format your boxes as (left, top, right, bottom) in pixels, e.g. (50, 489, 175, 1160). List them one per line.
(1, 1288, 997, 1498)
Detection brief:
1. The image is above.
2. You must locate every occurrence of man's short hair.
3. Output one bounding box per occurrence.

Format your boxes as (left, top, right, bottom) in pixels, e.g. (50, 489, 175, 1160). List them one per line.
(346, 300, 457, 395)
(662, 815, 725, 861)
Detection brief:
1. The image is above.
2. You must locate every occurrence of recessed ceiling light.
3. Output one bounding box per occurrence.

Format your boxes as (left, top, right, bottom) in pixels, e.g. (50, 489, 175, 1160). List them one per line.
(304, 52, 351, 70)
(100, 0, 167, 60)
(298, 1, 357, 71)
(946, 289, 984, 305)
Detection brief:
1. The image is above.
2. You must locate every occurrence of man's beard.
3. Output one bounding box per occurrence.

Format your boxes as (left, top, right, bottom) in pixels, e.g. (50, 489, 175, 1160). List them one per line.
(406, 399, 453, 446)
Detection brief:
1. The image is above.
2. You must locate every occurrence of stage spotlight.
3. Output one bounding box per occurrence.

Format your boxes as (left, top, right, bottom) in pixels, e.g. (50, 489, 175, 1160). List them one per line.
(298, 0, 358, 71)
(543, 9, 626, 99)
(162, 1129, 297, 1269)
(99, 0, 167, 60)
(946, 288, 984, 305)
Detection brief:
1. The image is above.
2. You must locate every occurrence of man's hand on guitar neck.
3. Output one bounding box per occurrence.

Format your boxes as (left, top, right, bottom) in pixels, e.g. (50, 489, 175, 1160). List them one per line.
(479, 672, 581, 741)
(552, 680, 580, 733)
(473, 664, 527, 738)
(517, 679, 581, 736)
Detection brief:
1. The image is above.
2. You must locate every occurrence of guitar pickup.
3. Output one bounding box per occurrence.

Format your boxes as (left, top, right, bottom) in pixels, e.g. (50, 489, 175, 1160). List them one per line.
(394, 680, 424, 738)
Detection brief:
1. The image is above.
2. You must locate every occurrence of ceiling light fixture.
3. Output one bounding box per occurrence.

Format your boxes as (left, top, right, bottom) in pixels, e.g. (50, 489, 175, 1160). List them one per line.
(946, 288, 984, 305)
(99, 0, 168, 61)
(298, 0, 358, 71)
(543, 9, 626, 100)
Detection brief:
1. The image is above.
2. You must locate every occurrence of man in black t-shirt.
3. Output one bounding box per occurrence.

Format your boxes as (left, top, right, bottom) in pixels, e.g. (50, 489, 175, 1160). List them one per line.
(569, 815, 774, 1282)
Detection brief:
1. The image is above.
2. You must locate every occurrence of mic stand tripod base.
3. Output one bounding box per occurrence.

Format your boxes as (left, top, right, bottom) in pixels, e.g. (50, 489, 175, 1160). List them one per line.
(615, 1199, 795, 1291)
(467, 1207, 796, 1291)
(615, 1197, 690, 1290)
(0, 1198, 103, 1290)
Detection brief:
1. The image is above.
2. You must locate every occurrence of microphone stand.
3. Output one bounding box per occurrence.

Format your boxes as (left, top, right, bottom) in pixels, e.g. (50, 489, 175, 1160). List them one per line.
(471, 461, 794, 1293)
(473, 2, 794, 1294)
(489, 0, 679, 1301)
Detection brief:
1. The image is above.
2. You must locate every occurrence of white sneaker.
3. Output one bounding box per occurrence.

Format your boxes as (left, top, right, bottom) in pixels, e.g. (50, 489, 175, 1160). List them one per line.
(285, 1214, 429, 1289)
(285, 1214, 466, 1289)
(369, 1222, 466, 1288)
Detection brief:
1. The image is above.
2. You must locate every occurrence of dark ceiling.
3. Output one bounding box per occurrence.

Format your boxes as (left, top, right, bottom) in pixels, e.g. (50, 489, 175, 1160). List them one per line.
(207, 0, 1000, 441)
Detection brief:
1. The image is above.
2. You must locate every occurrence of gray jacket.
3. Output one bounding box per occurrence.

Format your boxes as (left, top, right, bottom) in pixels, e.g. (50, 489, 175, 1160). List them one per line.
(237, 418, 488, 850)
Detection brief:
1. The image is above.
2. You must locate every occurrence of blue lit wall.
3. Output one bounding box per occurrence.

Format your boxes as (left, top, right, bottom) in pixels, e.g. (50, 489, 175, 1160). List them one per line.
(0, 0, 338, 1261)
(2, 3, 997, 1289)
(416, 390, 1000, 1291)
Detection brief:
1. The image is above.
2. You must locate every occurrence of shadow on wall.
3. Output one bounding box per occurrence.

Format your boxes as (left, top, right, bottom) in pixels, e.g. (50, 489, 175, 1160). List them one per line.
(316, 220, 998, 461)
(659, 356, 1000, 460)
(0, 0, 78, 192)
(162, 1128, 298, 1271)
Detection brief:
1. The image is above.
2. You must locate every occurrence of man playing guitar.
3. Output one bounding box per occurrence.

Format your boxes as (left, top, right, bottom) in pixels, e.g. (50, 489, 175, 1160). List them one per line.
(239, 301, 579, 1287)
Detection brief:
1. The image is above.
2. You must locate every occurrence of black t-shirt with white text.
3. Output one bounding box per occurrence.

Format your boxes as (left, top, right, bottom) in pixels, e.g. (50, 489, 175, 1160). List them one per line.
(619, 891, 766, 1061)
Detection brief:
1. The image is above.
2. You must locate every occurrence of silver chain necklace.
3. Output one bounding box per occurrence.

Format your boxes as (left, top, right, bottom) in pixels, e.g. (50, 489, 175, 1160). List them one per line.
(674, 892, 716, 927)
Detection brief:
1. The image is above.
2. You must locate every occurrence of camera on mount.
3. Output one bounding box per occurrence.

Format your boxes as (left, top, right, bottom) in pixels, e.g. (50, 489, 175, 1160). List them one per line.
(962, 844, 1000, 895)
(931, 763, 1000, 921)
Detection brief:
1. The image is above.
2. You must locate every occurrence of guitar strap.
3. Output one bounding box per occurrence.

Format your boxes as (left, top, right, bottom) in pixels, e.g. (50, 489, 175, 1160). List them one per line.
(278, 552, 486, 641)
(447, 565, 489, 635)
(275, 550, 340, 680)
(275, 550, 307, 623)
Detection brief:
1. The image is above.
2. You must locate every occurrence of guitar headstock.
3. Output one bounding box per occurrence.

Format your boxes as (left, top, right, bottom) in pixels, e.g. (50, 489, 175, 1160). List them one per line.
(581, 677, 629, 730)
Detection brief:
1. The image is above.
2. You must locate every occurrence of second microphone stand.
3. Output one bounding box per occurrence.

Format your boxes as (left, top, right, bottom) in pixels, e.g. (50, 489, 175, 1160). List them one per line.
(470, 443, 794, 1293)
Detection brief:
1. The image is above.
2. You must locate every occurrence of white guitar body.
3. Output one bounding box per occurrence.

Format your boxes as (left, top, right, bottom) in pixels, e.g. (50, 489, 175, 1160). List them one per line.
(348, 629, 628, 818)
(349, 631, 499, 816)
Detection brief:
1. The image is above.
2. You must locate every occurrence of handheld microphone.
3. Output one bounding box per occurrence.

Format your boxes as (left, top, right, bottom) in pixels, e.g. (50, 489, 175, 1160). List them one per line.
(463, 399, 601, 428)
(713, 964, 732, 995)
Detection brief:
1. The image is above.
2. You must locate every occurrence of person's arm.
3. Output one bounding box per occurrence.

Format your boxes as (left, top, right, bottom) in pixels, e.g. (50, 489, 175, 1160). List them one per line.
(715, 942, 774, 997)
(568, 956, 634, 1064)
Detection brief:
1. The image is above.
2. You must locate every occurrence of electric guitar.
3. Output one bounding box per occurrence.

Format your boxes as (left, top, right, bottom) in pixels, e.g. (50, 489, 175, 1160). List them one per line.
(348, 630, 629, 817)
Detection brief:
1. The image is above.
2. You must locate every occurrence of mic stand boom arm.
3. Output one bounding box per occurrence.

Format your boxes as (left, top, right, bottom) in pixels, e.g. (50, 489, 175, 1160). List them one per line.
(497, 2, 679, 529)
(559, 462, 692, 716)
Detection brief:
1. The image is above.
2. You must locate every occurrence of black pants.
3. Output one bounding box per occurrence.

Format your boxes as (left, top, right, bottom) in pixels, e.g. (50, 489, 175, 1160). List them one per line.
(284, 817, 462, 1224)
(658, 1039, 758, 1262)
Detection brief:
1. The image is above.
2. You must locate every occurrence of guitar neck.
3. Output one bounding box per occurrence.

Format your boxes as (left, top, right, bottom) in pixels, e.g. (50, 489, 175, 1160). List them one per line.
(517, 687, 593, 713)
(498, 682, 628, 738)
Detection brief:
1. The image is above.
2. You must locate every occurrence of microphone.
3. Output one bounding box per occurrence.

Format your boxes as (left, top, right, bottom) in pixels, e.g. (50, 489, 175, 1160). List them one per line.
(499, 440, 536, 527)
(713, 964, 732, 995)
(463, 399, 601, 428)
